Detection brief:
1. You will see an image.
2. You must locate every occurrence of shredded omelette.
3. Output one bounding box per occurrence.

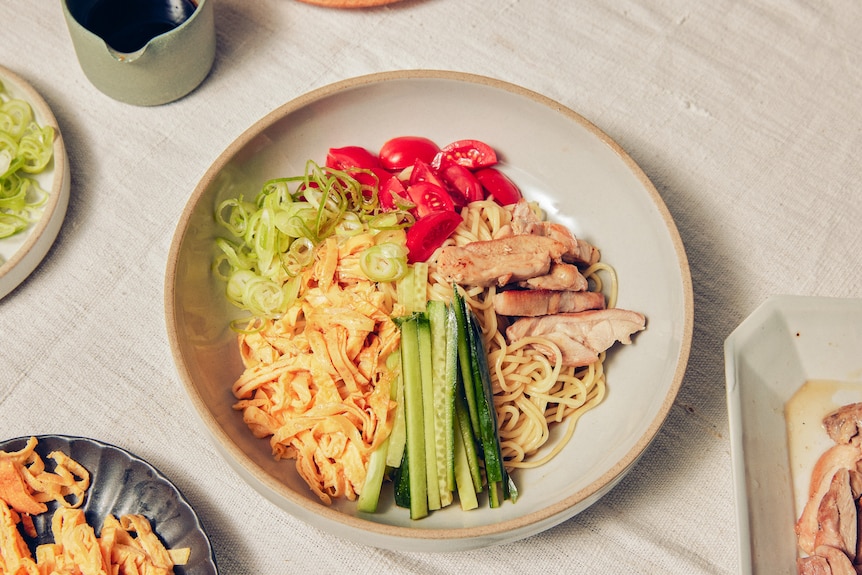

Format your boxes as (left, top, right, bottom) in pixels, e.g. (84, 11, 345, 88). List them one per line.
(232, 233, 402, 504)
(0, 438, 189, 574)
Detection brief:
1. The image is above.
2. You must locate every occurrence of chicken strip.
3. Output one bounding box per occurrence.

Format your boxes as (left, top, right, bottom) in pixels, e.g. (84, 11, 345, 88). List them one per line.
(811, 545, 856, 575)
(797, 555, 831, 575)
(796, 443, 862, 554)
(518, 262, 589, 291)
(506, 308, 645, 367)
(437, 235, 566, 287)
(812, 468, 857, 561)
(823, 403, 862, 445)
(493, 289, 605, 317)
(507, 199, 600, 266)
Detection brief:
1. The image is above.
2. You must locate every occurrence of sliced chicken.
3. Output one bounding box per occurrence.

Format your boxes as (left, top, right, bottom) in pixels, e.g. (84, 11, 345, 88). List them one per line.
(797, 444, 862, 554)
(857, 487, 862, 563)
(493, 289, 605, 317)
(797, 554, 831, 575)
(812, 469, 857, 561)
(507, 199, 600, 266)
(506, 308, 645, 367)
(437, 235, 566, 287)
(812, 545, 856, 575)
(823, 403, 862, 445)
(518, 262, 589, 291)
(849, 466, 862, 499)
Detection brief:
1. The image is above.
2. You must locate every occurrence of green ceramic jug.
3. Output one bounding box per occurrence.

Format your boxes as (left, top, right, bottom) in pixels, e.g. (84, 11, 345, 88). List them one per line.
(61, 0, 216, 106)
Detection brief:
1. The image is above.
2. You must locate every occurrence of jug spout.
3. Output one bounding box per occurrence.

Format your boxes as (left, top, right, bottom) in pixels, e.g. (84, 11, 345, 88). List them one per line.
(106, 44, 148, 63)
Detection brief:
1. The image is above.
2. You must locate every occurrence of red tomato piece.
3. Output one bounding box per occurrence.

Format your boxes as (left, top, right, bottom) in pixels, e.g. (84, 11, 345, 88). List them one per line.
(326, 146, 380, 171)
(474, 168, 522, 205)
(406, 210, 463, 263)
(379, 136, 440, 171)
(432, 139, 498, 170)
(409, 160, 467, 207)
(406, 182, 455, 218)
(378, 173, 410, 210)
(408, 159, 445, 188)
(350, 167, 389, 187)
(440, 163, 484, 204)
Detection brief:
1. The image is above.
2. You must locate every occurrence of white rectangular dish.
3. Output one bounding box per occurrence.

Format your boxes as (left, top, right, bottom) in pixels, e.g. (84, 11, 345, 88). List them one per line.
(725, 295, 862, 574)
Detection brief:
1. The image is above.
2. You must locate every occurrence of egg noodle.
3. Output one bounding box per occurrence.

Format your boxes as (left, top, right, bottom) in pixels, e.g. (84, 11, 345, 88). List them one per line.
(231, 198, 618, 507)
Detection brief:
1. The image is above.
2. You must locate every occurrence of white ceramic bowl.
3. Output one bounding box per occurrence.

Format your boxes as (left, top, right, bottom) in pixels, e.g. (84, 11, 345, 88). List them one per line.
(165, 70, 693, 551)
(725, 295, 862, 574)
(0, 65, 70, 300)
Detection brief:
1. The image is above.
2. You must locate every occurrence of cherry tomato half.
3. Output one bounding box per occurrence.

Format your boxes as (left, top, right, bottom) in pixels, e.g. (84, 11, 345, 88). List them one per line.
(440, 163, 484, 204)
(407, 182, 455, 218)
(378, 173, 410, 210)
(406, 210, 463, 263)
(474, 167, 522, 205)
(326, 146, 380, 171)
(379, 136, 440, 171)
(432, 139, 498, 170)
(408, 158, 468, 207)
(408, 159, 445, 189)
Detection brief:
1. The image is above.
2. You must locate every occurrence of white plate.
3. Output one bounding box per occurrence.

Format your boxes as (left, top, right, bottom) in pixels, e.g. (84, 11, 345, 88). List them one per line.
(166, 70, 693, 551)
(0, 65, 70, 300)
(725, 295, 862, 574)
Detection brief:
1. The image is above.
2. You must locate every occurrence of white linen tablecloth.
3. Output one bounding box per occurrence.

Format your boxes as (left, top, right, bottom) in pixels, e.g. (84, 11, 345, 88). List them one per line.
(2, 1, 860, 573)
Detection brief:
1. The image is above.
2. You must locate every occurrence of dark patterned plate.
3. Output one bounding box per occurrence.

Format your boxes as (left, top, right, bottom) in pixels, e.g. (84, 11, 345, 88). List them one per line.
(0, 435, 217, 574)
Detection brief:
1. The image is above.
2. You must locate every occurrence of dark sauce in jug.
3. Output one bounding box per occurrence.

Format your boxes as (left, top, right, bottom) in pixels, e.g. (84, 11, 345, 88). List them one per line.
(84, 0, 198, 53)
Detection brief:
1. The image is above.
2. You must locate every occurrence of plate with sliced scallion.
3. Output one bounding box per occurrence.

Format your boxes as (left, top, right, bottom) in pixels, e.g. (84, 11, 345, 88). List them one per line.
(0, 64, 70, 300)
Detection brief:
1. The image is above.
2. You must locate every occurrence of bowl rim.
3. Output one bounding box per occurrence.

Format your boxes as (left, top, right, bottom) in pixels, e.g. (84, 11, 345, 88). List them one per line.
(164, 69, 694, 545)
(0, 64, 70, 300)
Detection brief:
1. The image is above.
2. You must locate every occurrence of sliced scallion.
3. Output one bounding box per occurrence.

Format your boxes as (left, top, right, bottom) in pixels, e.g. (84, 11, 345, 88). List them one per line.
(0, 85, 54, 241)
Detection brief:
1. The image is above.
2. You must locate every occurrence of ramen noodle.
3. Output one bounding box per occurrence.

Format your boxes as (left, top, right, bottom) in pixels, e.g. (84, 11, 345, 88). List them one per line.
(427, 199, 615, 468)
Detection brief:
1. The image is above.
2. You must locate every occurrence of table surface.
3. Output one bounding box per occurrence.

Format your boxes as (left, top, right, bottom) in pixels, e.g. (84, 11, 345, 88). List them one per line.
(2, 1, 860, 573)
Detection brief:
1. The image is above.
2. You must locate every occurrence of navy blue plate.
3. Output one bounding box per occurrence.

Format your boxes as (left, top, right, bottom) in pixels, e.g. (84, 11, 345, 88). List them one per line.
(0, 435, 217, 574)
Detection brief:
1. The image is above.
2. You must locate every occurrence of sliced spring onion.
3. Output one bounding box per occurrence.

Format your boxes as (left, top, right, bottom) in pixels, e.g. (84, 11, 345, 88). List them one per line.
(335, 211, 364, 237)
(367, 210, 414, 231)
(0, 212, 28, 239)
(0, 85, 54, 241)
(214, 160, 415, 320)
(359, 242, 408, 282)
(215, 196, 254, 237)
(0, 98, 33, 139)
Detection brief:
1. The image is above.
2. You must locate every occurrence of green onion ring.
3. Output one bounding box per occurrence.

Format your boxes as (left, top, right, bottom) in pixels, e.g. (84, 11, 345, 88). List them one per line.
(360, 242, 408, 282)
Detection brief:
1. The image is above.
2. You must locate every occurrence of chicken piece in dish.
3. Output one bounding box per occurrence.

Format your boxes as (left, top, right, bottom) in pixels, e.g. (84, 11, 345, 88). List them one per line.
(794, 402, 862, 573)
(797, 555, 832, 575)
(437, 235, 566, 287)
(803, 546, 857, 575)
(505, 308, 645, 367)
(823, 403, 862, 445)
(797, 443, 862, 555)
(517, 262, 589, 291)
(505, 199, 600, 267)
(493, 289, 605, 317)
(812, 468, 857, 561)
